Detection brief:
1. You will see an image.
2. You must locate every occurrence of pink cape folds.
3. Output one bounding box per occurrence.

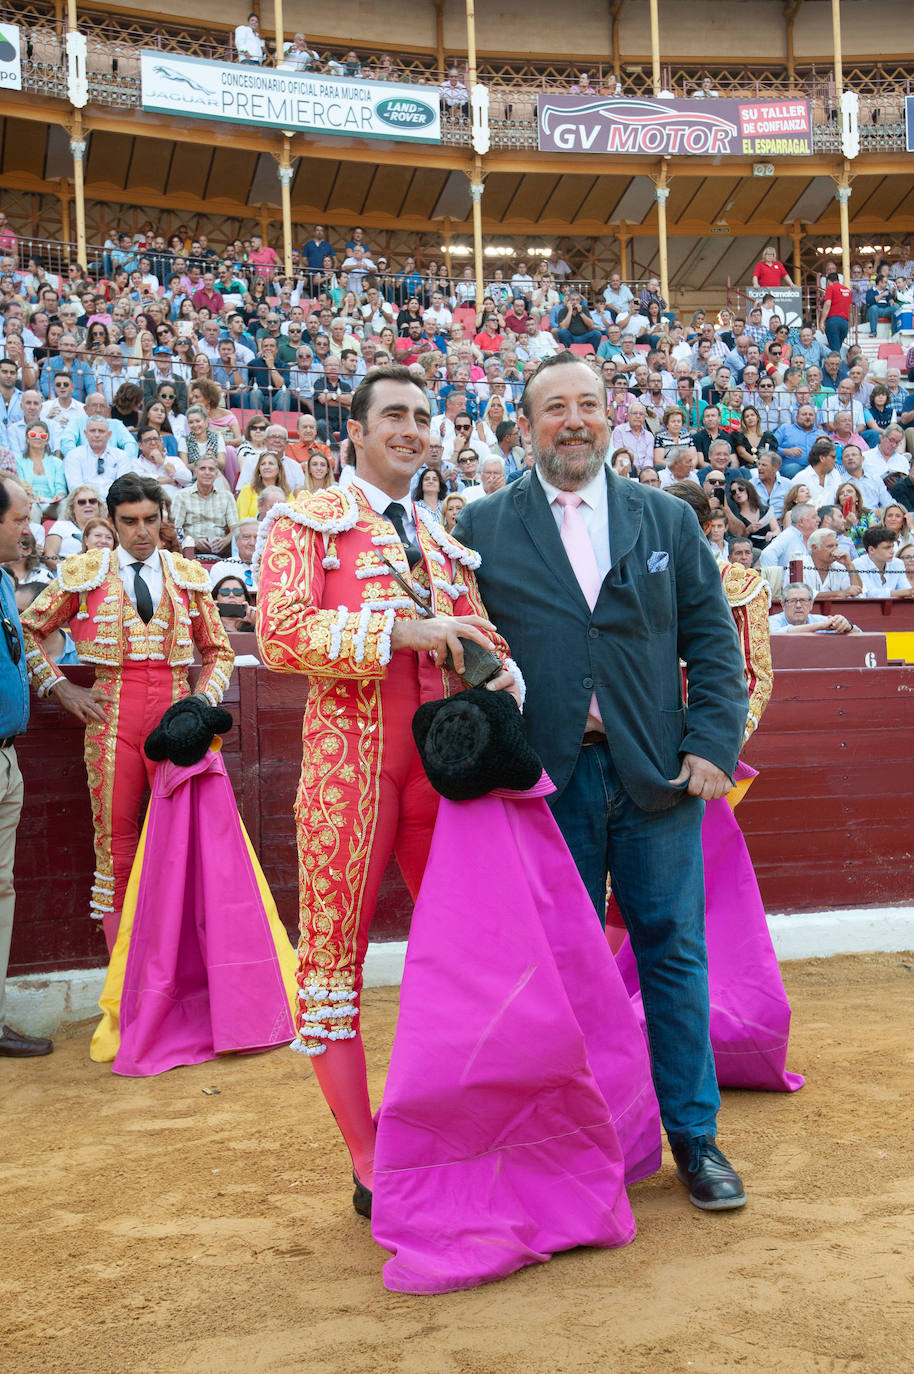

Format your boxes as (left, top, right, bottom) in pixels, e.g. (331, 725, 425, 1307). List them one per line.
(371, 774, 662, 1296)
(612, 768, 804, 1093)
(90, 746, 297, 1077)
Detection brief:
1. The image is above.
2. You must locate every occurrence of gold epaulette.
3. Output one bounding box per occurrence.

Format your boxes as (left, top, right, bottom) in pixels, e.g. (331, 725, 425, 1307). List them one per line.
(283, 484, 360, 534)
(162, 549, 212, 591)
(721, 560, 771, 609)
(58, 547, 111, 593)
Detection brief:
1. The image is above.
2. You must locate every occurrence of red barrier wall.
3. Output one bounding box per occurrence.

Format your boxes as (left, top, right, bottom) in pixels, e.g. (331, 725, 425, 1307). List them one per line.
(10, 633, 914, 976)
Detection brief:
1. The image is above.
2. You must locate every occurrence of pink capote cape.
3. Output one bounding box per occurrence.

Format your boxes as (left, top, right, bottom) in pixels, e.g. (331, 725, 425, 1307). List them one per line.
(372, 774, 662, 1296)
(91, 746, 296, 1077)
(611, 765, 804, 1094)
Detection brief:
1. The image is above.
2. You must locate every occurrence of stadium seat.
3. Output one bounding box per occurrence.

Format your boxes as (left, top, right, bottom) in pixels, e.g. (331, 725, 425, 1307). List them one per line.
(539, 315, 553, 330)
(230, 407, 266, 430)
(877, 343, 905, 360)
(453, 306, 477, 330)
(269, 410, 301, 437)
(569, 342, 596, 357)
(635, 344, 650, 354)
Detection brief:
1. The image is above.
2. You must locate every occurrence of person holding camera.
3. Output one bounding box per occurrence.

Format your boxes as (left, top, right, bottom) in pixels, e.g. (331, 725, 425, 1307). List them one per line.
(553, 293, 604, 351)
(210, 564, 257, 633)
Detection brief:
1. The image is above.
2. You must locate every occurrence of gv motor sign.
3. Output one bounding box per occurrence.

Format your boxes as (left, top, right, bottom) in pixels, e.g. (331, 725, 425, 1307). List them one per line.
(538, 96, 812, 157)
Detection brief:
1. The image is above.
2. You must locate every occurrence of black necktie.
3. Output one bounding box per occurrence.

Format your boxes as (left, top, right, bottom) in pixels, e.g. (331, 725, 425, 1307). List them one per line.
(130, 561, 154, 624)
(384, 502, 421, 568)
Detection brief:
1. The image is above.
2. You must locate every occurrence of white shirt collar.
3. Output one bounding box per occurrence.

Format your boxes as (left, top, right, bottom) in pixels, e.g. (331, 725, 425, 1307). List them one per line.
(536, 461, 608, 512)
(350, 473, 411, 517)
(118, 544, 160, 573)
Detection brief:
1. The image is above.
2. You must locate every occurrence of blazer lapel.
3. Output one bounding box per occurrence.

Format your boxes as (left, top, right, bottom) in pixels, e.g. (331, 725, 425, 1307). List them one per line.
(603, 468, 643, 581)
(513, 471, 592, 613)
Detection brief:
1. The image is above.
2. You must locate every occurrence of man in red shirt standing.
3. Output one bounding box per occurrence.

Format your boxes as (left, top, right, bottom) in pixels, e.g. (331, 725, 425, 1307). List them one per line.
(819, 271, 853, 353)
(191, 271, 224, 316)
(248, 233, 282, 281)
(752, 245, 795, 289)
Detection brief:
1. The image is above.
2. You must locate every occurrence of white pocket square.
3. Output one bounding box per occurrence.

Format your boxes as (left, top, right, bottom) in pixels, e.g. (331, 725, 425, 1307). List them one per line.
(647, 551, 669, 573)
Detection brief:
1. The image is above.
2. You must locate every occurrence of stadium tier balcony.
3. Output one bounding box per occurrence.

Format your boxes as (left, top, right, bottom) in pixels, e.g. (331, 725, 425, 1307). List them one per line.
(5, 9, 912, 154)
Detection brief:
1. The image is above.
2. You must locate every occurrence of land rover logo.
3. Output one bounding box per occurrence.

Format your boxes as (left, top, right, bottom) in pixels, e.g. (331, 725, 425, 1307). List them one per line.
(375, 98, 436, 129)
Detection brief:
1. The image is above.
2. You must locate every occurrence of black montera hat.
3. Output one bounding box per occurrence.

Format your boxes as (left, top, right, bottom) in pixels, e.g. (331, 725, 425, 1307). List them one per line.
(412, 689, 543, 801)
(144, 696, 233, 768)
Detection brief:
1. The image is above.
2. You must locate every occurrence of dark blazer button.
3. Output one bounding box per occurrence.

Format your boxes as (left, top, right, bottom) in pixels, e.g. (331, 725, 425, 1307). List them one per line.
(588, 627, 599, 639)
(582, 676, 594, 689)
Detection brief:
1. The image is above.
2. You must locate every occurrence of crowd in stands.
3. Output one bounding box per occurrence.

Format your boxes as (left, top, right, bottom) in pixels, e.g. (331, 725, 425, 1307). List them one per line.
(3, 216, 914, 648)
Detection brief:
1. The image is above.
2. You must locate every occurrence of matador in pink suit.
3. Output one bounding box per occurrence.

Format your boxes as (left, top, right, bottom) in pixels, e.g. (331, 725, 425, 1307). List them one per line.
(255, 365, 522, 1208)
(21, 473, 233, 953)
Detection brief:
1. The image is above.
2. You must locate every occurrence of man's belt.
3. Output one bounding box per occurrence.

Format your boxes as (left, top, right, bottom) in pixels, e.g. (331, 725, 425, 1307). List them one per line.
(0, 735, 18, 749)
(582, 730, 606, 747)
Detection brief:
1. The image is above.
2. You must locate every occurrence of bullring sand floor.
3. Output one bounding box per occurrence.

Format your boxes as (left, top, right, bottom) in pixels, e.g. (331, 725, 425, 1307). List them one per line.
(2, 952, 912, 1374)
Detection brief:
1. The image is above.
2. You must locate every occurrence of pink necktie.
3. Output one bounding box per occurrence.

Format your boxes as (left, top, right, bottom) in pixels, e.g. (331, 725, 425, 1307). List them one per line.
(555, 491, 602, 609)
(554, 491, 603, 726)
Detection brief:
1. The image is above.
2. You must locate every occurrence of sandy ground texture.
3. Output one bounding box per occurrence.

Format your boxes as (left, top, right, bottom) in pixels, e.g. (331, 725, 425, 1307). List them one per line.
(2, 951, 912, 1374)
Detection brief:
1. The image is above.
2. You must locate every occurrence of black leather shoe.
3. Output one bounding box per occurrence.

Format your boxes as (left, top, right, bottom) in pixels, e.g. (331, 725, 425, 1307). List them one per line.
(0, 1024, 54, 1057)
(671, 1135, 746, 1210)
(352, 1171, 372, 1219)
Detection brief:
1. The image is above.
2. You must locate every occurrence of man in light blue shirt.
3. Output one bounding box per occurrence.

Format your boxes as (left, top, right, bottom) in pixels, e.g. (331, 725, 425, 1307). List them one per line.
(759, 503, 819, 567)
(0, 477, 54, 1056)
(769, 582, 858, 633)
(602, 272, 634, 325)
(751, 449, 793, 519)
(774, 406, 827, 467)
(58, 393, 138, 462)
(39, 335, 95, 402)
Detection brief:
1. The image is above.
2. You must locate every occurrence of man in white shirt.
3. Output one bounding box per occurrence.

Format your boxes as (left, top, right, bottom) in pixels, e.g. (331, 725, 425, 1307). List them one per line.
(851, 526, 913, 598)
(434, 406, 488, 466)
(340, 246, 377, 298)
(818, 379, 866, 431)
(40, 373, 85, 438)
(423, 292, 453, 333)
(659, 445, 701, 489)
(63, 417, 129, 498)
(235, 13, 266, 63)
(863, 426, 909, 482)
(792, 440, 841, 504)
(801, 528, 862, 597)
(510, 262, 534, 297)
(516, 316, 560, 363)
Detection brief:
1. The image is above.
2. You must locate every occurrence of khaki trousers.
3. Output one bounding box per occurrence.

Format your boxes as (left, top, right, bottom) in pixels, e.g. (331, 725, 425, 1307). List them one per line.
(0, 744, 24, 1023)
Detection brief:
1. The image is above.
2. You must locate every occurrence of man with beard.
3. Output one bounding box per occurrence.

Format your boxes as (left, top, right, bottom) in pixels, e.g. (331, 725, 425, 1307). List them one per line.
(454, 353, 749, 1212)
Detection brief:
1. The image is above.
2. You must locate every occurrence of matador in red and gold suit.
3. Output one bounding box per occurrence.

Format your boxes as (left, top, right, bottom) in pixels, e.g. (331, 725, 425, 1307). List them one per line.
(256, 462, 521, 1198)
(21, 545, 234, 952)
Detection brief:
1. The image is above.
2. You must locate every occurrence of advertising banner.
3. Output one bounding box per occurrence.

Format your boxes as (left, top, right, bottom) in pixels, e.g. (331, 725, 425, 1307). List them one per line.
(0, 23, 22, 91)
(745, 286, 803, 331)
(140, 50, 441, 144)
(906, 96, 914, 152)
(537, 96, 812, 157)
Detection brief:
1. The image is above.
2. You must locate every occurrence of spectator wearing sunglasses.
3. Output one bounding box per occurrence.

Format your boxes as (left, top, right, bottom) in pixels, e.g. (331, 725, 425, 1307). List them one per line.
(0, 477, 54, 1056)
(141, 348, 188, 412)
(62, 418, 129, 500)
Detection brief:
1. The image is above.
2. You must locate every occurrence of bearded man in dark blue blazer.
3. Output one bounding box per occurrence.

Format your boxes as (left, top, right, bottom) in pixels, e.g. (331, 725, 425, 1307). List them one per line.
(454, 353, 750, 1211)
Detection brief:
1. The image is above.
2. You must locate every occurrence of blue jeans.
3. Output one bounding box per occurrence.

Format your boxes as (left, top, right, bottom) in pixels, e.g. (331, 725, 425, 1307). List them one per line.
(554, 328, 603, 349)
(867, 304, 894, 333)
(824, 316, 848, 351)
(549, 739, 719, 1143)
